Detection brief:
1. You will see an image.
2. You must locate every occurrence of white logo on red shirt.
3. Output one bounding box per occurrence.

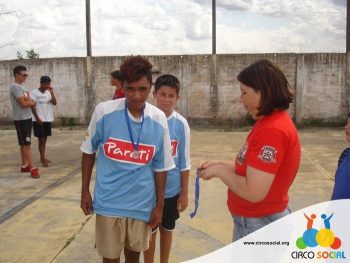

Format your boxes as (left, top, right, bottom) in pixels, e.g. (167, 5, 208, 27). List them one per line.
(236, 143, 248, 164)
(103, 137, 155, 165)
(171, 140, 179, 157)
(258, 145, 277, 163)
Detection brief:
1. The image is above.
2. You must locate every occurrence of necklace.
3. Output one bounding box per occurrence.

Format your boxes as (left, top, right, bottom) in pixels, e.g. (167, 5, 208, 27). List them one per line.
(124, 101, 145, 159)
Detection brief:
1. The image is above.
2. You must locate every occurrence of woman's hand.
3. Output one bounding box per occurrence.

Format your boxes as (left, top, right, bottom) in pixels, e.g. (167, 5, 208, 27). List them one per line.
(198, 166, 219, 180)
(199, 160, 224, 169)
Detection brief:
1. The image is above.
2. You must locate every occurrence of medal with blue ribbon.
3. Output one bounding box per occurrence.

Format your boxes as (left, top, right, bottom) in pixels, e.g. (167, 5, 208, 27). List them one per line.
(124, 101, 145, 159)
(190, 169, 201, 218)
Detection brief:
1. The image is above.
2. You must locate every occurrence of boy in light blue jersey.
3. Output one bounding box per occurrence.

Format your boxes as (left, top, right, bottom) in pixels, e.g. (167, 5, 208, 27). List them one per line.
(331, 112, 350, 200)
(144, 75, 191, 263)
(80, 56, 175, 263)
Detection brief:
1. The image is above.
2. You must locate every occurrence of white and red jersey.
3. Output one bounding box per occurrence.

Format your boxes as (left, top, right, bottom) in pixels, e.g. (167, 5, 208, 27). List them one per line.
(165, 111, 191, 198)
(81, 98, 175, 222)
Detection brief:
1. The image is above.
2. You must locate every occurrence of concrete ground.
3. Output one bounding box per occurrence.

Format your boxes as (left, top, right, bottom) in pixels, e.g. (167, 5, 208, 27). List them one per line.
(0, 127, 346, 263)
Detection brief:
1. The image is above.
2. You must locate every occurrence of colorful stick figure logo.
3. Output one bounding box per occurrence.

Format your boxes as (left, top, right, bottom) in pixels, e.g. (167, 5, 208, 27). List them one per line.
(296, 212, 342, 250)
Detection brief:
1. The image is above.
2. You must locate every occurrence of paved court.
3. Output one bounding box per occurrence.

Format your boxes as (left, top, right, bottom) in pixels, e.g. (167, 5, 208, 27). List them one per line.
(0, 127, 346, 263)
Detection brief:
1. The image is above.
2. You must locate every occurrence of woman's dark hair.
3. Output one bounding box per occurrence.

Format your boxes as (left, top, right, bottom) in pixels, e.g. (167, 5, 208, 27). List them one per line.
(154, 74, 180, 95)
(120, 55, 152, 84)
(237, 59, 293, 116)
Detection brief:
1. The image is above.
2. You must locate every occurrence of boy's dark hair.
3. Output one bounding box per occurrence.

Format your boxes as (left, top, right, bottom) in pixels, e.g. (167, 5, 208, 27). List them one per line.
(40, 75, 51, 84)
(154, 74, 180, 95)
(13, 65, 27, 77)
(237, 59, 293, 117)
(120, 55, 152, 84)
(110, 70, 123, 81)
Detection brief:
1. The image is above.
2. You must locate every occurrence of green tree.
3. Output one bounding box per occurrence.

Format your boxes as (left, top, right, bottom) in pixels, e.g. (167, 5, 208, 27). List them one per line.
(16, 49, 40, 59)
(25, 49, 39, 59)
(16, 51, 24, 59)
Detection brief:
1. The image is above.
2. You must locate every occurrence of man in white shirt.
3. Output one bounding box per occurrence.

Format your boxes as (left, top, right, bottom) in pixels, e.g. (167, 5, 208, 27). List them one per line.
(30, 76, 57, 167)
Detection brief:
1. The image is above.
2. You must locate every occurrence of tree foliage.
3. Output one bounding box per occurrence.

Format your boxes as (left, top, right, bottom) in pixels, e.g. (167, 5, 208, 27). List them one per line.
(16, 49, 40, 59)
(26, 49, 40, 59)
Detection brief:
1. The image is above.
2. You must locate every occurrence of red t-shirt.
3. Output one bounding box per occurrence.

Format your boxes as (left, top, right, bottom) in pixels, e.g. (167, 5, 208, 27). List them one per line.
(228, 110, 301, 217)
(112, 88, 125, 100)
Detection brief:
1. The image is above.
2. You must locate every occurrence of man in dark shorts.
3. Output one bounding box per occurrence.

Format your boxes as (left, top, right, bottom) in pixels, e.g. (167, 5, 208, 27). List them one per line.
(30, 76, 57, 167)
(9, 65, 40, 178)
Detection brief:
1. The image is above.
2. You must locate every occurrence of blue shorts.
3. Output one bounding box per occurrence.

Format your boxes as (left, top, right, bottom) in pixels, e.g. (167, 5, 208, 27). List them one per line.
(232, 207, 291, 241)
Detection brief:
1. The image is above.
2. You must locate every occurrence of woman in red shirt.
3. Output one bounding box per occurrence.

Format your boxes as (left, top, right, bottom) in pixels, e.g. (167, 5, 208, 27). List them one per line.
(199, 59, 301, 241)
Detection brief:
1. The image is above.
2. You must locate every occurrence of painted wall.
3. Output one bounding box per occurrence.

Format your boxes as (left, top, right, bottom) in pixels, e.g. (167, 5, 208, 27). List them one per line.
(1, 53, 348, 125)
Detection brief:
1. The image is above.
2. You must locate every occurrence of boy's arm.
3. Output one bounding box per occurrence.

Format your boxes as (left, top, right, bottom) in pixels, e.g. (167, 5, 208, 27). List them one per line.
(178, 120, 191, 212)
(29, 91, 41, 124)
(17, 96, 36, 108)
(81, 152, 96, 215)
(148, 171, 167, 228)
(12, 86, 36, 108)
(48, 87, 57, 105)
(31, 107, 42, 124)
(178, 170, 190, 212)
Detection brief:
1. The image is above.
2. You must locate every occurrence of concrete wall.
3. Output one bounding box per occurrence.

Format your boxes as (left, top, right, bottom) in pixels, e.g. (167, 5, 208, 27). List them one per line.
(1, 53, 349, 126)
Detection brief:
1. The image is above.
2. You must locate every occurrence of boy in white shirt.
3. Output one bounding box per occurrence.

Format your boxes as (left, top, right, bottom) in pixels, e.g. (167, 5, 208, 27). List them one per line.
(30, 76, 57, 167)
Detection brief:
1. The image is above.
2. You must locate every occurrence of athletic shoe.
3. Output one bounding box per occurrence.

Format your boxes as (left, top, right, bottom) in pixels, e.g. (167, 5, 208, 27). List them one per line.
(30, 167, 40, 178)
(21, 165, 31, 173)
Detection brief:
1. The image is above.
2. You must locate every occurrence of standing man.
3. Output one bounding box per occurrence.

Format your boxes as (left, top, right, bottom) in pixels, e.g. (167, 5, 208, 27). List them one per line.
(9, 65, 40, 178)
(110, 70, 125, 99)
(81, 55, 175, 263)
(30, 76, 57, 167)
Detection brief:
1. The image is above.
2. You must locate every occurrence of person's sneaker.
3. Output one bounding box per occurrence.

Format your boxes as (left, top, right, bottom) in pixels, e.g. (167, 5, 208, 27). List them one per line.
(30, 167, 40, 178)
(21, 165, 31, 173)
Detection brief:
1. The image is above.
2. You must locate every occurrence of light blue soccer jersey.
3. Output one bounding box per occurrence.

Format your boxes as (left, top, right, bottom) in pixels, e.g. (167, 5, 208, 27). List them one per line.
(80, 98, 175, 222)
(165, 111, 191, 198)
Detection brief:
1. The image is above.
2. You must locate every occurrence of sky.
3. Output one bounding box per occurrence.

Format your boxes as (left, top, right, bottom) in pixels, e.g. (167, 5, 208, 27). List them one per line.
(0, 0, 346, 60)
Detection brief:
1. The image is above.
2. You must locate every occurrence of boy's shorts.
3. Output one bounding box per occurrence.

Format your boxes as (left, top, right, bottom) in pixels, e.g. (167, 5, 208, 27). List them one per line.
(33, 121, 52, 138)
(95, 215, 151, 259)
(153, 194, 180, 232)
(14, 118, 32, 146)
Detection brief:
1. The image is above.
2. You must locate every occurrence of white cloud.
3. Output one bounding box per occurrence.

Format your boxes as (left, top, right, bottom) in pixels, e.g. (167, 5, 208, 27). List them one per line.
(0, 0, 346, 59)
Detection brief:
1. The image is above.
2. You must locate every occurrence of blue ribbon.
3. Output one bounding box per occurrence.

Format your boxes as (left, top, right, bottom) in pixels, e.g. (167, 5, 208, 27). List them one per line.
(124, 100, 145, 154)
(190, 169, 200, 218)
